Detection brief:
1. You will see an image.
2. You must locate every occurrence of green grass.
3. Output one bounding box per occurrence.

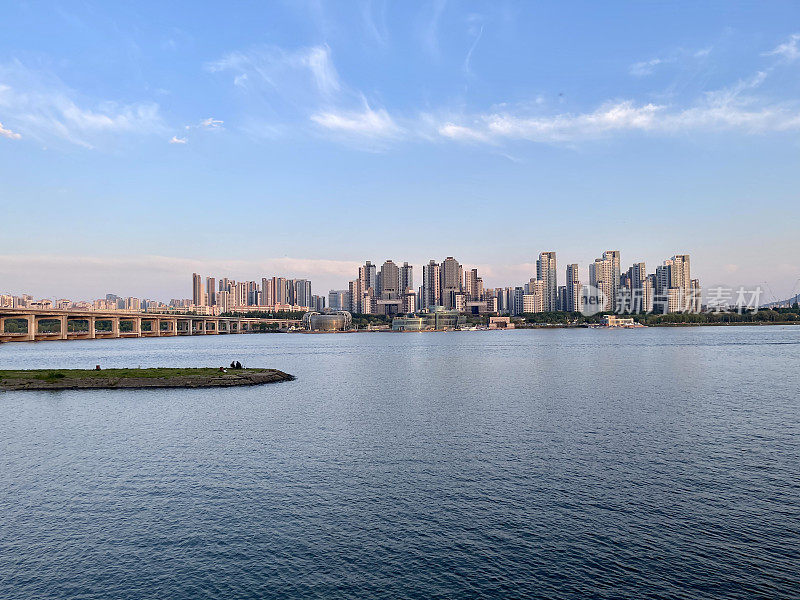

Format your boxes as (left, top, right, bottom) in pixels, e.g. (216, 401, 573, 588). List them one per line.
(0, 367, 271, 380)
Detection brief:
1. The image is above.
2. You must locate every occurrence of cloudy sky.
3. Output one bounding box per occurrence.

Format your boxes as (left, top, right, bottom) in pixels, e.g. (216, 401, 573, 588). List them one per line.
(1, 1, 799, 302)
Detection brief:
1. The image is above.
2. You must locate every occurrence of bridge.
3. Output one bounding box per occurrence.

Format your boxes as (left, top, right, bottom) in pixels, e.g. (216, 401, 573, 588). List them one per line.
(0, 308, 303, 343)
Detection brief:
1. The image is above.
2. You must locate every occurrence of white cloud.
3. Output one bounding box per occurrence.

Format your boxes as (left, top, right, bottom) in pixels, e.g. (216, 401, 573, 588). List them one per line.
(199, 117, 223, 129)
(208, 35, 800, 150)
(438, 122, 491, 143)
(0, 121, 21, 139)
(207, 44, 341, 99)
(629, 58, 663, 76)
(311, 104, 400, 138)
(426, 68, 800, 144)
(169, 136, 187, 144)
(0, 61, 163, 148)
(763, 33, 800, 61)
(629, 45, 713, 77)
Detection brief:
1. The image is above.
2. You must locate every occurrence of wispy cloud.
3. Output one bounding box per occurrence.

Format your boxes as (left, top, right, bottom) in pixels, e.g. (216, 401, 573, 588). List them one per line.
(0, 120, 21, 140)
(763, 33, 800, 61)
(169, 135, 187, 144)
(209, 34, 800, 150)
(462, 19, 484, 77)
(0, 60, 164, 148)
(311, 102, 400, 138)
(421, 0, 447, 59)
(210, 43, 399, 146)
(361, 0, 389, 47)
(207, 44, 341, 99)
(629, 58, 664, 77)
(432, 72, 800, 144)
(629, 46, 712, 77)
(199, 117, 223, 129)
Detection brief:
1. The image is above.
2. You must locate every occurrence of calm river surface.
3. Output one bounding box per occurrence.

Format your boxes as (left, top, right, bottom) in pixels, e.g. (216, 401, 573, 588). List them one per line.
(1, 326, 799, 599)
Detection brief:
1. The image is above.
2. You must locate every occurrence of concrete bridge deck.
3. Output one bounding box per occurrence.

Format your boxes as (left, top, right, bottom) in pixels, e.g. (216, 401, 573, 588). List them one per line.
(0, 308, 302, 343)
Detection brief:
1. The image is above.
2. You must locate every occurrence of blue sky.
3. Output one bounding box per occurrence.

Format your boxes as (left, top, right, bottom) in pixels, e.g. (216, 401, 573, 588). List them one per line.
(1, 1, 799, 301)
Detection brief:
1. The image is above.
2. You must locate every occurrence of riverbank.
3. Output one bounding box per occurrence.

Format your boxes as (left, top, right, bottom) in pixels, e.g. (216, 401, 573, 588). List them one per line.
(0, 367, 294, 391)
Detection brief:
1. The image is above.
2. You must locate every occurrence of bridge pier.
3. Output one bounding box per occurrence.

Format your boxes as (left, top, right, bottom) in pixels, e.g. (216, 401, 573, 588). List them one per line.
(59, 315, 68, 340)
(88, 316, 96, 339)
(112, 317, 120, 338)
(25, 315, 35, 341)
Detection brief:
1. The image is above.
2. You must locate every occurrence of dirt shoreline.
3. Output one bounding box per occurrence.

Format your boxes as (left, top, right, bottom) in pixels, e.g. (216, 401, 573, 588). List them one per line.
(0, 368, 294, 391)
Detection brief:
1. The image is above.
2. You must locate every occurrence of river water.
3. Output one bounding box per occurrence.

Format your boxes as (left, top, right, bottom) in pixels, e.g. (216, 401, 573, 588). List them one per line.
(1, 326, 798, 599)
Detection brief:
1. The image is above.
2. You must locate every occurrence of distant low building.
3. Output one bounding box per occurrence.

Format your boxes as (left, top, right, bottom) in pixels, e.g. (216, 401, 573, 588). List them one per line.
(392, 316, 427, 331)
(601, 315, 638, 327)
(302, 310, 352, 331)
(391, 307, 465, 331)
(488, 316, 514, 329)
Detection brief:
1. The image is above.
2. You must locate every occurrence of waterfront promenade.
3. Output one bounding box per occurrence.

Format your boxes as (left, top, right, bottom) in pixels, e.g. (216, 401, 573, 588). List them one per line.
(0, 308, 302, 343)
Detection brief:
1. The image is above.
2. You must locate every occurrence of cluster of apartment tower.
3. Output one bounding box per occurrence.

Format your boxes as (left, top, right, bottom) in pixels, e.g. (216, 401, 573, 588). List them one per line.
(191, 273, 326, 313)
(1, 253, 698, 316)
(327, 252, 700, 316)
(0, 293, 178, 312)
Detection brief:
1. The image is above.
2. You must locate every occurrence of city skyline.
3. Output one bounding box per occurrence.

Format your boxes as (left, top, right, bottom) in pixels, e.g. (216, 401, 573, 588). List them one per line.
(1, 3, 799, 301)
(2, 248, 715, 313)
(3, 249, 797, 305)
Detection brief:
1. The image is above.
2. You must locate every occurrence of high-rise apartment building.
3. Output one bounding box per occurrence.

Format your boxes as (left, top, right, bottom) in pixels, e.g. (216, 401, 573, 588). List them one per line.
(589, 256, 614, 312)
(652, 254, 692, 313)
(379, 260, 400, 299)
(522, 280, 546, 313)
(192, 273, 203, 306)
(464, 268, 484, 301)
(358, 261, 377, 296)
(603, 250, 621, 311)
(565, 263, 582, 313)
(422, 260, 441, 309)
(328, 290, 349, 311)
(292, 279, 312, 307)
(671, 255, 691, 291)
(206, 277, 216, 307)
(628, 263, 646, 290)
(536, 252, 557, 312)
(440, 257, 463, 309)
(400, 262, 413, 294)
(690, 278, 701, 313)
(348, 279, 362, 313)
(261, 277, 275, 306)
